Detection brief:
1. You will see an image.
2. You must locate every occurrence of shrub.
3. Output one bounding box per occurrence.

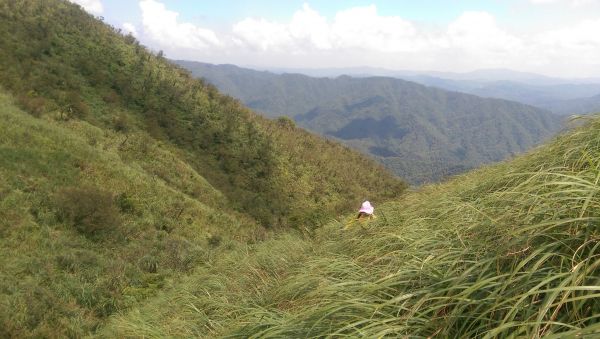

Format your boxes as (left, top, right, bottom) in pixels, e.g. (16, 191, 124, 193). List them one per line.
(162, 237, 203, 272)
(55, 186, 121, 239)
(111, 113, 131, 133)
(17, 94, 47, 117)
(138, 255, 159, 273)
(116, 192, 135, 213)
(276, 116, 295, 129)
(65, 92, 90, 119)
(207, 234, 221, 247)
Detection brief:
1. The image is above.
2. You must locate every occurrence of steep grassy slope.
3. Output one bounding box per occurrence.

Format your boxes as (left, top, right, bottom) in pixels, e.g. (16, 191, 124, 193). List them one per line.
(0, 0, 406, 336)
(0, 90, 264, 337)
(106, 116, 599, 338)
(176, 61, 563, 184)
(0, 0, 405, 229)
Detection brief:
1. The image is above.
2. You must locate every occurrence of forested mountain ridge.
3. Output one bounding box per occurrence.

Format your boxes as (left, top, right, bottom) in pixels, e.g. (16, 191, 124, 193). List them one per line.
(545, 93, 600, 115)
(253, 66, 600, 115)
(0, 0, 405, 336)
(175, 60, 565, 184)
(392, 76, 600, 115)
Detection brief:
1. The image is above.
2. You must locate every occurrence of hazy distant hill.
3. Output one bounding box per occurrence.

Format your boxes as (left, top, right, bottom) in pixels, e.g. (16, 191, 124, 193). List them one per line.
(262, 66, 600, 85)
(252, 66, 600, 115)
(545, 93, 600, 116)
(175, 61, 564, 184)
(398, 77, 600, 115)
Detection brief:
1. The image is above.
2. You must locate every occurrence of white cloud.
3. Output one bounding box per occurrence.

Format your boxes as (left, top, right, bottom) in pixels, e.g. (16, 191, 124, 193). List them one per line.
(231, 4, 422, 54)
(530, 0, 599, 6)
(290, 4, 332, 50)
(122, 23, 138, 37)
(134, 1, 600, 77)
(331, 5, 420, 53)
(229, 6, 524, 66)
(68, 0, 103, 15)
(445, 11, 524, 67)
(139, 0, 220, 51)
(233, 18, 293, 52)
(232, 4, 332, 53)
(534, 18, 600, 63)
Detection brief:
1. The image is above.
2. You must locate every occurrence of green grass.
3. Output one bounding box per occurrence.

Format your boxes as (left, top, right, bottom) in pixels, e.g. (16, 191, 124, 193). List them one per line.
(104, 116, 599, 338)
(0, 1, 405, 335)
(0, 91, 264, 337)
(0, 0, 406, 229)
(1, 1, 597, 336)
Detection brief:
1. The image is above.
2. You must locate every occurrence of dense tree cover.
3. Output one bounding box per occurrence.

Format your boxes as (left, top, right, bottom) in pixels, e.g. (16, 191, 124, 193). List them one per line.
(177, 61, 565, 184)
(0, 0, 405, 229)
(246, 66, 600, 115)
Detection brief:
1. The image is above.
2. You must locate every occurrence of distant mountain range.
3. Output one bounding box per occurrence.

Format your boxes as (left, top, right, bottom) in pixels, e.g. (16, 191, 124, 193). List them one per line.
(256, 66, 600, 85)
(395, 77, 600, 116)
(175, 61, 564, 184)
(255, 66, 600, 116)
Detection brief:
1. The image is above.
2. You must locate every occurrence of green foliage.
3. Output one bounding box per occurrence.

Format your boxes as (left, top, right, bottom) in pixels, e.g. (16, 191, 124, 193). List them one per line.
(111, 112, 132, 133)
(55, 185, 122, 239)
(177, 60, 565, 184)
(0, 0, 406, 336)
(0, 0, 405, 228)
(105, 116, 600, 338)
(116, 192, 135, 214)
(0, 91, 260, 337)
(276, 115, 295, 129)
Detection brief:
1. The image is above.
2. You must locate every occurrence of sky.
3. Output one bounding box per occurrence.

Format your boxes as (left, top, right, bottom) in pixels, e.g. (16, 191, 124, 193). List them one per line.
(69, 0, 600, 78)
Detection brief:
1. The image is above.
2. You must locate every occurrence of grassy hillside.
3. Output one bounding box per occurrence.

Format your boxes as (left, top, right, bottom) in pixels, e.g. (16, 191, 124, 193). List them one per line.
(104, 115, 600, 338)
(0, 0, 406, 336)
(0, 0, 405, 229)
(2, 1, 597, 337)
(175, 61, 563, 184)
(0, 90, 263, 337)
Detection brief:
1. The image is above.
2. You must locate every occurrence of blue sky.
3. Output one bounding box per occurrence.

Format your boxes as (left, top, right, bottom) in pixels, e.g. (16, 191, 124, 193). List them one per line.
(71, 0, 600, 77)
(95, 0, 594, 31)
(98, 0, 576, 26)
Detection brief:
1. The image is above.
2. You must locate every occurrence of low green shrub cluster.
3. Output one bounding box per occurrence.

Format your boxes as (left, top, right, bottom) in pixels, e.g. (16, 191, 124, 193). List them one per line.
(55, 185, 122, 239)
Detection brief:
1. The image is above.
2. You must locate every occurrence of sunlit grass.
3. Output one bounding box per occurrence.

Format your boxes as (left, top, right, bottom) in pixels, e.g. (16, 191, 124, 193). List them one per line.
(105, 116, 600, 338)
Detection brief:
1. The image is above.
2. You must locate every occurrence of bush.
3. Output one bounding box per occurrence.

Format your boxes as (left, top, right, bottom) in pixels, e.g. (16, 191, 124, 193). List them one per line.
(138, 255, 159, 273)
(55, 186, 121, 239)
(276, 116, 295, 129)
(207, 234, 221, 247)
(17, 94, 47, 117)
(111, 113, 131, 133)
(116, 192, 135, 213)
(162, 237, 203, 272)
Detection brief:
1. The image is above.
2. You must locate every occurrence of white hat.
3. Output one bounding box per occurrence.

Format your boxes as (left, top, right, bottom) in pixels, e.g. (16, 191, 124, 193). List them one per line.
(359, 201, 374, 215)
